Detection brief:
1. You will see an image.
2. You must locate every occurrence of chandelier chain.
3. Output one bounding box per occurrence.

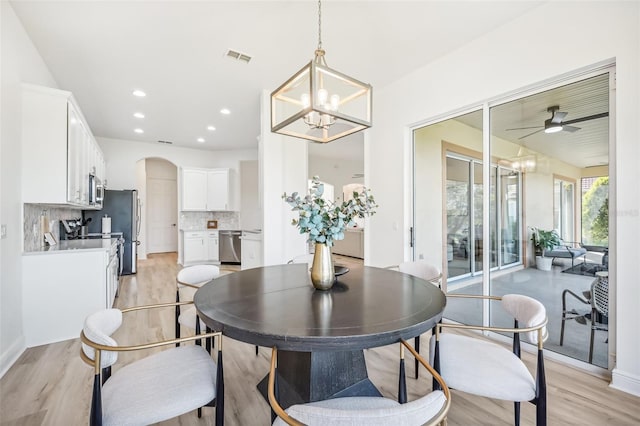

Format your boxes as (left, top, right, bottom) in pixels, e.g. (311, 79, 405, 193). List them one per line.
(317, 0, 322, 50)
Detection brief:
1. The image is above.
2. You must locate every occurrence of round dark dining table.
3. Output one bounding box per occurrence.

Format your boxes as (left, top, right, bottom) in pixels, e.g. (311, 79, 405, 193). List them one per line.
(194, 263, 446, 408)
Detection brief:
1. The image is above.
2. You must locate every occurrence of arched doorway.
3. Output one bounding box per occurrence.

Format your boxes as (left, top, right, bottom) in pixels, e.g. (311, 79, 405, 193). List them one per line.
(135, 157, 178, 258)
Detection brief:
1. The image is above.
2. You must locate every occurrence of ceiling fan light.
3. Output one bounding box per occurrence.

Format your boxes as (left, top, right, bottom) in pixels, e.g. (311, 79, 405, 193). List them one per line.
(544, 118, 563, 134)
(545, 124, 563, 134)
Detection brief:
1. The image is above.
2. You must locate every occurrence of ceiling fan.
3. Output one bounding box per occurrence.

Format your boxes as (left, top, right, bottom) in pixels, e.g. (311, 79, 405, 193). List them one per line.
(506, 105, 609, 140)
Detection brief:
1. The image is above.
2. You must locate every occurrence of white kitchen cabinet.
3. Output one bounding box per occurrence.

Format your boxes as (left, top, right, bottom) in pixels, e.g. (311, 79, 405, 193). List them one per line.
(21, 239, 118, 347)
(181, 169, 208, 210)
(206, 169, 230, 210)
(181, 167, 232, 211)
(241, 231, 262, 270)
(22, 83, 104, 208)
(207, 231, 219, 262)
(182, 230, 220, 265)
(183, 231, 207, 263)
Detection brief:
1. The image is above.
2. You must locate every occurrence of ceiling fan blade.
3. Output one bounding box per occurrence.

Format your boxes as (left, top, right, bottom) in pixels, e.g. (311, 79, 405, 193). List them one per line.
(562, 125, 580, 133)
(563, 112, 609, 125)
(505, 126, 543, 131)
(518, 128, 543, 139)
(551, 111, 567, 124)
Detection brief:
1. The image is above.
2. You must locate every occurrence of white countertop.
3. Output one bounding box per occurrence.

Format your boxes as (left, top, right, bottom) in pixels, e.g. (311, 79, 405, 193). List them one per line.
(23, 238, 119, 255)
(180, 228, 220, 232)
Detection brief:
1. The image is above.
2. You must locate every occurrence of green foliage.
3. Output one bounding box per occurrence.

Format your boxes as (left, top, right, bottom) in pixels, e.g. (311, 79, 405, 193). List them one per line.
(529, 227, 561, 256)
(582, 177, 609, 245)
(283, 176, 378, 247)
(591, 197, 609, 244)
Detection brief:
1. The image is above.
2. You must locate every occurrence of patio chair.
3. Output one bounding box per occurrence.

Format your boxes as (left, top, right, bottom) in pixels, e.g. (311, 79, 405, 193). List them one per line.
(560, 271, 609, 363)
(430, 294, 548, 426)
(268, 340, 451, 426)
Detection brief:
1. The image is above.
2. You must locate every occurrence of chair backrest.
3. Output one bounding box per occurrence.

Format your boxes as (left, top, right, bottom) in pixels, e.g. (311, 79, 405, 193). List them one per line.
(397, 260, 441, 287)
(81, 308, 122, 368)
(501, 294, 548, 344)
(278, 392, 447, 426)
(592, 272, 609, 316)
(177, 264, 220, 287)
(287, 254, 314, 266)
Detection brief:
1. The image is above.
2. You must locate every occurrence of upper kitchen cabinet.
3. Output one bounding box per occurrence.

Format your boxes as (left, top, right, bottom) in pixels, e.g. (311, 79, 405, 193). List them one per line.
(181, 167, 234, 211)
(21, 84, 105, 208)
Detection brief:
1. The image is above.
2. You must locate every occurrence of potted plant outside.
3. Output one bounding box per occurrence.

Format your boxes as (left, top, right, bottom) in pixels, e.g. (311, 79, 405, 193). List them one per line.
(283, 176, 377, 290)
(530, 227, 561, 271)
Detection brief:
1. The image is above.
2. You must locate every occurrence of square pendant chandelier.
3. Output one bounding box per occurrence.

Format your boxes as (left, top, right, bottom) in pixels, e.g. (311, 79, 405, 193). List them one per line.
(271, 1, 372, 144)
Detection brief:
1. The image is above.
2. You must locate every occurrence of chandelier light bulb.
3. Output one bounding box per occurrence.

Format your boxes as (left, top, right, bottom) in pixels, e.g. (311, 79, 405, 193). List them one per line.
(330, 94, 340, 111)
(317, 88, 328, 106)
(301, 93, 311, 109)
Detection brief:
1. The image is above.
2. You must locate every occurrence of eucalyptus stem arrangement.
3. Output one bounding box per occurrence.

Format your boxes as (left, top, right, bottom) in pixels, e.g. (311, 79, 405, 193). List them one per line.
(283, 176, 377, 247)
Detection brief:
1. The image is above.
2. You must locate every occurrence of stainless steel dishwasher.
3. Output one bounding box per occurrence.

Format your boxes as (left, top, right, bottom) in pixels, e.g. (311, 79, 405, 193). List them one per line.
(219, 230, 242, 264)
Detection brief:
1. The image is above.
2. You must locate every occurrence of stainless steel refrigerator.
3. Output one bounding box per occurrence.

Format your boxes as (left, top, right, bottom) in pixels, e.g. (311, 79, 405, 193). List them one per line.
(83, 189, 140, 274)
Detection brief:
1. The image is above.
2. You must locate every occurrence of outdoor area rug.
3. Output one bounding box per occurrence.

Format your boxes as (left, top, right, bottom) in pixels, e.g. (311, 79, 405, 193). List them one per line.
(563, 262, 607, 277)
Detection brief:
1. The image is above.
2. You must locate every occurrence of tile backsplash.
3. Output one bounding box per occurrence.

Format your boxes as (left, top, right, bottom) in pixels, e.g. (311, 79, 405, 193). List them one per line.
(24, 204, 81, 252)
(179, 211, 240, 230)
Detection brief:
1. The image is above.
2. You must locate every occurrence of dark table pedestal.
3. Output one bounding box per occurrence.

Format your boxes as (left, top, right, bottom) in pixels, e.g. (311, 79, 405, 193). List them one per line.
(257, 349, 382, 408)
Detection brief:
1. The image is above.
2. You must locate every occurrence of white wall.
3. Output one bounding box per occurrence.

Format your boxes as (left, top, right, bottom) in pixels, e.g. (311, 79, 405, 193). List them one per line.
(240, 160, 261, 230)
(368, 1, 639, 395)
(0, 1, 58, 377)
(260, 90, 307, 265)
(309, 156, 364, 203)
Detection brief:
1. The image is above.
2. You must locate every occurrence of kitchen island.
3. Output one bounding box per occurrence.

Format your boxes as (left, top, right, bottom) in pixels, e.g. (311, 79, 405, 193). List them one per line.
(331, 227, 364, 259)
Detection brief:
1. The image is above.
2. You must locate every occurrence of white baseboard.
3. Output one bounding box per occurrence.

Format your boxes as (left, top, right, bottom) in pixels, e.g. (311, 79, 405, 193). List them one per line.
(611, 368, 640, 397)
(0, 336, 26, 379)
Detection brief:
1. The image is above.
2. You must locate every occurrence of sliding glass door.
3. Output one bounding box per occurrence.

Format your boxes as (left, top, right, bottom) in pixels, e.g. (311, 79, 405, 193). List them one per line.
(412, 69, 612, 368)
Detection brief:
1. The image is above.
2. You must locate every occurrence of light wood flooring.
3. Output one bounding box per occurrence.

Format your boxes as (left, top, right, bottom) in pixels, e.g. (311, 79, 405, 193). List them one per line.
(1, 253, 639, 425)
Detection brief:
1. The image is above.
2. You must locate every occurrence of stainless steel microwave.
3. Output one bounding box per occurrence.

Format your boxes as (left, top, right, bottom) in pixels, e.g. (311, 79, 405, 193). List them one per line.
(89, 173, 104, 209)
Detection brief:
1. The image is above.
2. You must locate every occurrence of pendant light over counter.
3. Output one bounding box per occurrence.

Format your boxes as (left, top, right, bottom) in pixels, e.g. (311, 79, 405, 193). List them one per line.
(270, 0, 372, 143)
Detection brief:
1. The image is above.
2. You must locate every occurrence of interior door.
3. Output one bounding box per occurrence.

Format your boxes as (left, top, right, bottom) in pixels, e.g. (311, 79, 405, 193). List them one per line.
(146, 178, 178, 253)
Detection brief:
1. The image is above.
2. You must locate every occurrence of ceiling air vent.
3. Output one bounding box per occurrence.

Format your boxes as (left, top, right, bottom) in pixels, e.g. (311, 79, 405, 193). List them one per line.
(352, 173, 365, 179)
(157, 140, 173, 145)
(225, 49, 252, 64)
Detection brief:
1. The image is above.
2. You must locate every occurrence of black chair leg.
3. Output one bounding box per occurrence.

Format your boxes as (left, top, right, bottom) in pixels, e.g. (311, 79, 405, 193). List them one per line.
(215, 349, 225, 426)
(271, 366, 278, 424)
(255, 345, 259, 355)
(414, 336, 420, 379)
(175, 290, 180, 347)
(195, 317, 202, 347)
(432, 340, 441, 391)
(536, 349, 547, 426)
(198, 407, 202, 418)
(514, 401, 520, 426)
(398, 357, 407, 403)
(90, 373, 102, 426)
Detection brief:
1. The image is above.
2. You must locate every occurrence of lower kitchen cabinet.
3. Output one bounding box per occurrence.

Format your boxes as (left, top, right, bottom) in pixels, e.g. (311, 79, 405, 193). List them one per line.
(182, 230, 219, 265)
(22, 241, 118, 347)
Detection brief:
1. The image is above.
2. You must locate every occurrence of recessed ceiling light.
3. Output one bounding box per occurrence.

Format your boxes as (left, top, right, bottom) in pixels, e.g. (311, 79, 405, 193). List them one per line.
(132, 90, 146, 97)
(207, 125, 216, 131)
(133, 112, 145, 119)
(220, 108, 231, 115)
(197, 138, 205, 143)
(134, 128, 144, 134)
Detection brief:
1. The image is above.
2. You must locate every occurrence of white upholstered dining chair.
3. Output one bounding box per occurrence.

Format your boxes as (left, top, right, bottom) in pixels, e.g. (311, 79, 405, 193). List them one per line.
(175, 264, 221, 345)
(430, 293, 548, 426)
(391, 260, 442, 379)
(81, 303, 224, 425)
(268, 340, 451, 426)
